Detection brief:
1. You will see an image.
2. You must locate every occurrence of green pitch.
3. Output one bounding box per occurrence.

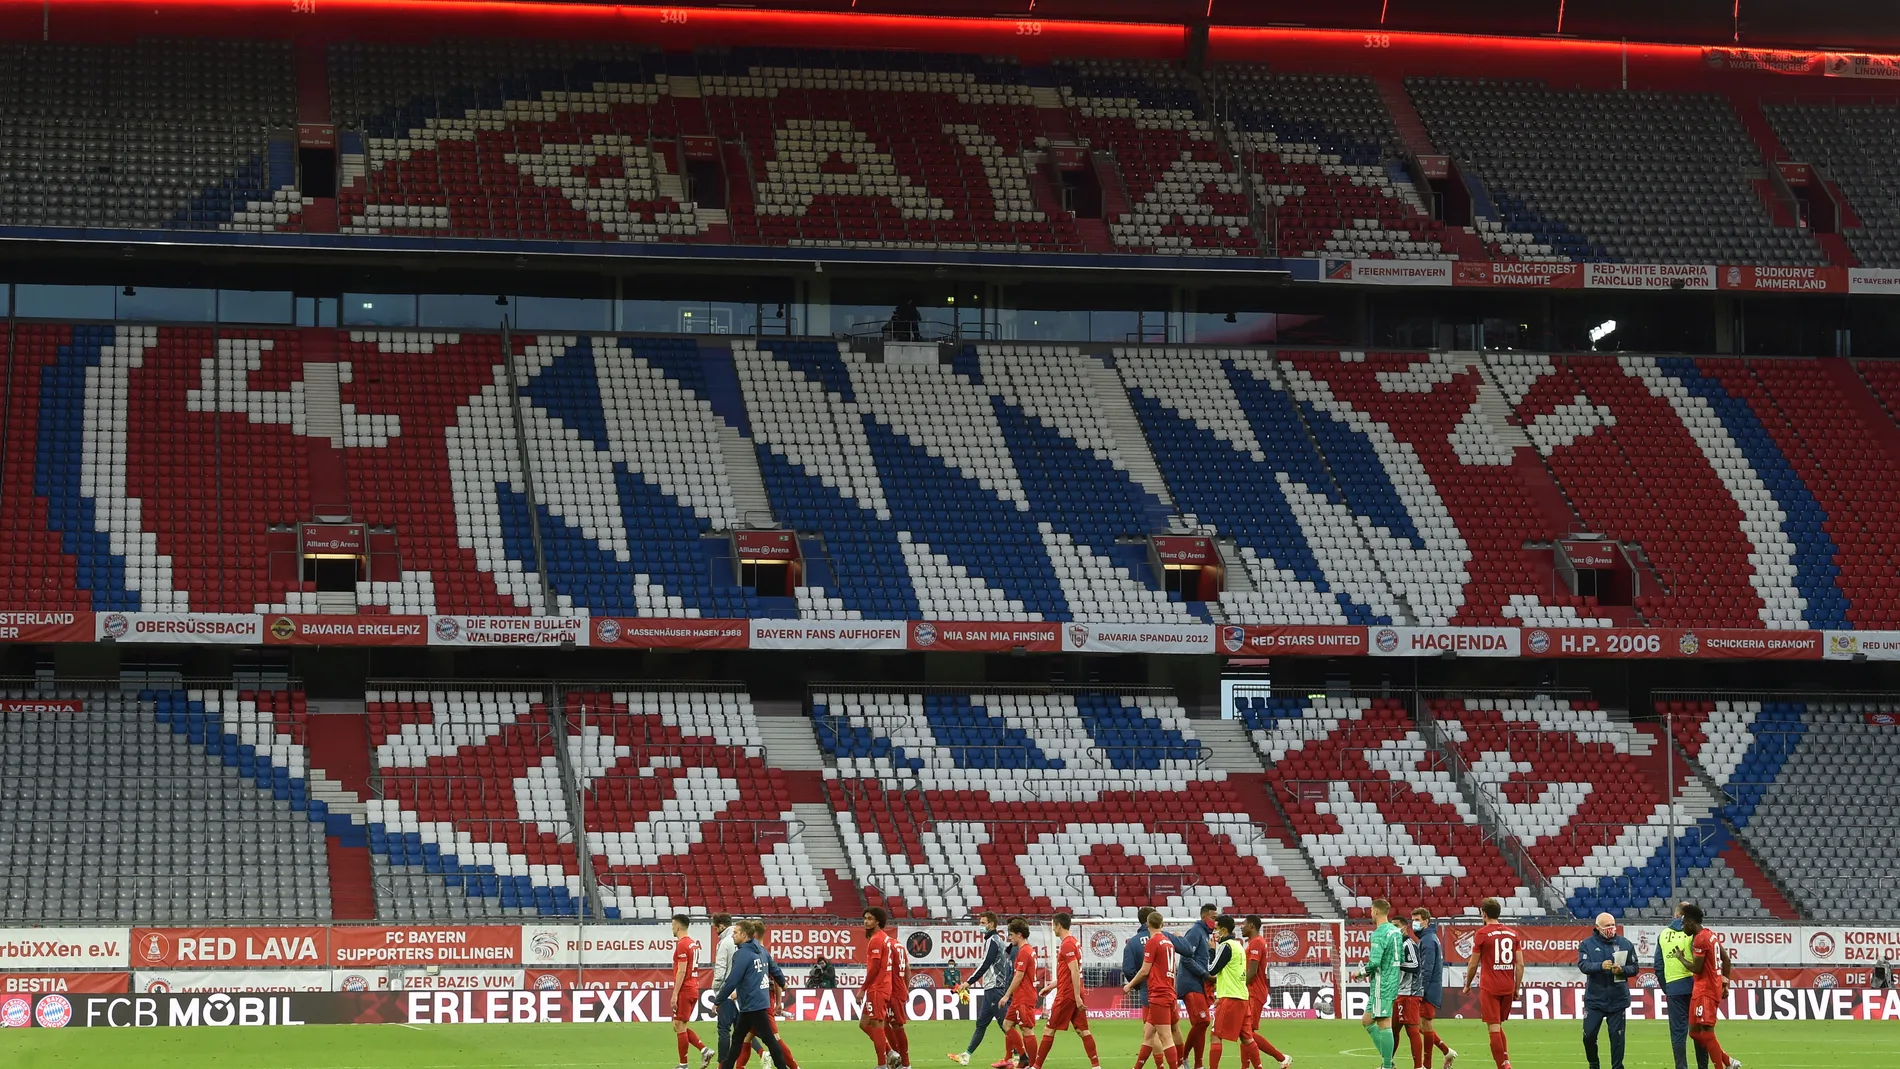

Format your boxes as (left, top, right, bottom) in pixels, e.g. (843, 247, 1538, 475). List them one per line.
(0, 1018, 1886, 1069)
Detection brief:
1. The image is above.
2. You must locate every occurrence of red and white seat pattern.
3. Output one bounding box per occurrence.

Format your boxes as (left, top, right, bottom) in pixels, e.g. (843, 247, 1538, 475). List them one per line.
(566, 690, 828, 916)
(1248, 695, 1542, 918)
(1057, 60, 1258, 256)
(365, 689, 586, 913)
(817, 690, 1304, 919)
(1428, 697, 1696, 903)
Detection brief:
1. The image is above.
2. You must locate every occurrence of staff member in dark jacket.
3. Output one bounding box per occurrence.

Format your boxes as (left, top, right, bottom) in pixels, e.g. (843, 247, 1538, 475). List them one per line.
(1174, 905, 1217, 1069)
(1123, 906, 1156, 1009)
(714, 922, 793, 1069)
(1580, 913, 1639, 1069)
(1402, 909, 1454, 1069)
(1654, 902, 1705, 1069)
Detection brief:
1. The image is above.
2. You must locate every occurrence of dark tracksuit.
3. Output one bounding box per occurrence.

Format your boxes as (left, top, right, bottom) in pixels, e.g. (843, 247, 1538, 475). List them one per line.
(1579, 932, 1639, 1069)
(964, 929, 1014, 1056)
(715, 941, 792, 1069)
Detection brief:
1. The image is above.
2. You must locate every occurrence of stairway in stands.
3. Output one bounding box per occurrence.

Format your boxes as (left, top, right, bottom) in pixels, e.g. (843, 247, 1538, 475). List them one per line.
(1196, 718, 1340, 917)
(303, 702, 376, 920)
(755, 703, 865, 916)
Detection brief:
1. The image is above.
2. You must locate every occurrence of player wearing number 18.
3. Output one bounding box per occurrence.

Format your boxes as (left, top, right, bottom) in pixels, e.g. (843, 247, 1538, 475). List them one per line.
(1461, 898, 1521, 1069)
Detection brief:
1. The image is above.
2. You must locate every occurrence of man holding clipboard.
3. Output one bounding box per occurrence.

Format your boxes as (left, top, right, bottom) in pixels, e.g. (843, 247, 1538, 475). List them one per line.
(1577, 913, 1640, 1069)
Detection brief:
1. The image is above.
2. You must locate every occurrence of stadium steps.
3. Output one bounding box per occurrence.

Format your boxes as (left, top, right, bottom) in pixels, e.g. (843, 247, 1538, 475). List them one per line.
(1717, 838, 1800, 919)
(754, 708, 831, 770)
(1373, 73, 1441, 160)
(1215, 538, 1258, 594)
(718, 424, 776, 529)
(791, 800, 866, 917)
(1193, 717, 1266, 773)
(300, 331, 353, 520)
(1815, 231, 1860, 267)
(1084, 356, 1175, 510)
(303, 706, 377, 919)
(1474, 356, 1584, 535)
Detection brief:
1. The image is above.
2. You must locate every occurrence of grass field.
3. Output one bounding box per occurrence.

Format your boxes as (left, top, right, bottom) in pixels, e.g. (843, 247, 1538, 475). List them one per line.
(0, 1017, 1885, 1069)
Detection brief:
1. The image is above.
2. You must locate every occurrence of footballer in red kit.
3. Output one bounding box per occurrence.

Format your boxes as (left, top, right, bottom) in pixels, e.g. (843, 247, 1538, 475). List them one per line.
(1033, 913, 1101, 1069)
(672, 913, 712, 1069)
(1676, 904, 1741, 1069)
(1460, 898, 1521, 1069)
(1240, 917, 1290, 1069)
(863, 908, 896, 1068)
(1124, 911, 1184, 1069)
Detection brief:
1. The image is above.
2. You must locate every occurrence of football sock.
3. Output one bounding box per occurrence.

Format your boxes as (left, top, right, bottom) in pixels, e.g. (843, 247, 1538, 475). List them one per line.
(1208, 1043, 1223, 1069)
(1035, 1036, 1055, 1069)
(892, 1026, 910, 1064)
(1409, 1028, 1424, 1069)
(1164, 1046, 1182, 1069)
(1081, 1034, 1100, 1067)
(1252, 1034, 1284, 1063)
(1374, 1026, 1397, 1068)
(679, 1034, 691, 1062)
(1487, 1031, 1508, 1069)
(1691, 1032, 1730, 1069)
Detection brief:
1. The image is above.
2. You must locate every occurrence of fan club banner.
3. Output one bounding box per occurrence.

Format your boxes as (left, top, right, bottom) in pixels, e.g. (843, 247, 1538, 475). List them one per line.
(1218, 625, 1367, 656)
(1522, 628, 1824, 660)
(908, 621, 1060, 653)
(0, 612, 92, 643)
(262, 615, 428, 646)
(590, 617, 749, 650)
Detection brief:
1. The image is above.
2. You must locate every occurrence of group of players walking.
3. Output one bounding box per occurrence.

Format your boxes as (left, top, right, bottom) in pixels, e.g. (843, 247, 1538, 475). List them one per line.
(667, 897, 1739, 1069)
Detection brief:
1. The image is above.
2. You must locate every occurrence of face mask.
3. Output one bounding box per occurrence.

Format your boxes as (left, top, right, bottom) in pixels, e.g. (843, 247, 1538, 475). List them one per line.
(1412, 921, 1425, 933)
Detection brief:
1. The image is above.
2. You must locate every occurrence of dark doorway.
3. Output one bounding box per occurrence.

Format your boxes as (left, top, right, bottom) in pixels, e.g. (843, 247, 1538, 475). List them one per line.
(299, 147, 337, 199)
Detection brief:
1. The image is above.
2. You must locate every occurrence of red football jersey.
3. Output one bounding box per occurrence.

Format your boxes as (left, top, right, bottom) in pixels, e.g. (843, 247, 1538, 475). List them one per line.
(1246, 935, 1270, 1003)
(1144, 932, 1177, 993)
(1469, 922, 1521, 996)
(674, 936, 699, 987)
(1055, 934, 1081, 1001)
(863, 929, 893, 996)
(1691, 928, 1727, 1002)
(1012, 942, 1038, 1006)
(891, 932, 909, 989)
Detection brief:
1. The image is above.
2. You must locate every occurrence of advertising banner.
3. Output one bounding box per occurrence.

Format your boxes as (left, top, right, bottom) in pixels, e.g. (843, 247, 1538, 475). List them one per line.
(1453, 262, 1583, 289)
(1703, 48, 1827, 75)
(1586, 263, 1716, 290)
(1521, 628, 1676, 658)
(1717, 264, 1847, 293)
(96, 613, 260, 645)
(589, 617, 750, 650)
(133, 970, 332, 993)
(1849, 268, 1900, 294)
(517, 923, 705, 968)
(0, 929, 130, 970)
(329, 926, 523, 968)
(262, 615, 429, 646)
(748, 620, 907, 651)
(908, 621, 1060, 653)
(426, 616, 588, 647)
(1367, 626, 1520, 657)
(1323, 259, 1452, 287)
(1061, 622, 1215, 654)
(1218, 624, 1368, 656)
(1673, 629, 1823, 660)
(1826, 52, 1900, 80)
(0, 698, 85, 713)
(0, 973, 129, 995)
(0, 612, 94, 643)
(1823, 630, 1900, 660)
(130, 928, 327, 969)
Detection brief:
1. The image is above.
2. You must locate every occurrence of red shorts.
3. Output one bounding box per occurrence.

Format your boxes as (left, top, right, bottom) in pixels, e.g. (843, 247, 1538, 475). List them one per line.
(1006, 999, 1038, 1027)
(673, 989, 699, 1023)
(1144, 998, 1179, 1027)
(1394, 996, 1435, 1027)
(1048, 999, 1087, 1031)
(1478, 990, 1515, 1026)
(1212, 998, 1252, 1041)
(1248, 997, 1264, 1030)
(1690, 994, 1722, 1026)
(862, 993, 891, 1023)
(886, 992, 911, 1026)
(1182, 991, 1211, 1024)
